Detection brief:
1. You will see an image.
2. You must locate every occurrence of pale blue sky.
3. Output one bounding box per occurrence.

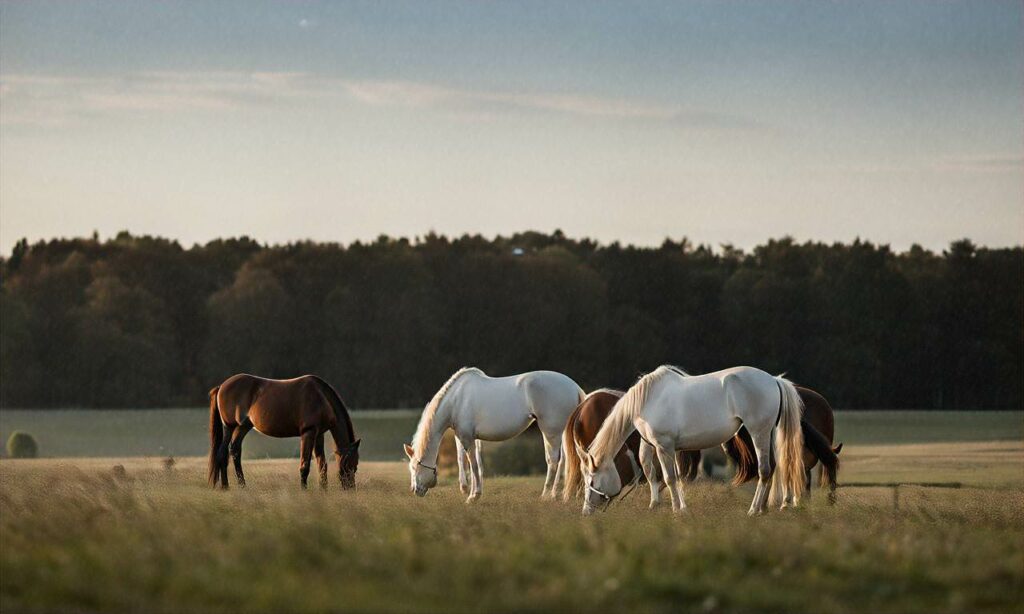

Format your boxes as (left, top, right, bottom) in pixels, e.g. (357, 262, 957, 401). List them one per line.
(1, 1, 1021, 254)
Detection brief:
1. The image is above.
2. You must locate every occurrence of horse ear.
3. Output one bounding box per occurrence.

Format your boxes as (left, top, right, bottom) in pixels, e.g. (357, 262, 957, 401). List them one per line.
(833, 443, 843, 455)
(584, 451, 596, 471)
(403, 443, 414, 459)
(352, 438, 361, 450)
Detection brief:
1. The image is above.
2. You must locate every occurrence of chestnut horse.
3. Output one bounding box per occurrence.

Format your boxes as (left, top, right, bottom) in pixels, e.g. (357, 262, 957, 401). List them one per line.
(208, 374, 360, 490)
(677, 384, 842, 503)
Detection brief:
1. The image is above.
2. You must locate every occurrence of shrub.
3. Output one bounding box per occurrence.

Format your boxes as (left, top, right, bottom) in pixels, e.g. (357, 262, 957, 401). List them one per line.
(6, 431, 39, 458)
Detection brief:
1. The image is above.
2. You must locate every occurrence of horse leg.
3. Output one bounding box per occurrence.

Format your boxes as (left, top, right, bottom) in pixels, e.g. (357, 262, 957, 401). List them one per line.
(639, 439, 662, 508)
(541, 432, 562, 499)
(747, 428, 776, 516)
(475, 439, 484, 477)
(455, 437, 470, 495)
(462, 436, 482, 502)
(655, 442, 685, 514)
(299, 428, 316, 489)
(229, 419, 252, 487)
(219, 424, 235, 490)
(314, 431, 328, 490)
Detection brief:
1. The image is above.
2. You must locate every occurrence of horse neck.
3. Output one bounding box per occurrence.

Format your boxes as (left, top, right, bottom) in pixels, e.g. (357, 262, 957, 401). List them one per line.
(419, 398, 453, 465)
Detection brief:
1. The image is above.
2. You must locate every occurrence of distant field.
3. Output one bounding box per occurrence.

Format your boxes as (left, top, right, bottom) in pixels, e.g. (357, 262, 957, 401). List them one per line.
(1, 441, 1021, 613)
(1, 409, 1020, 460)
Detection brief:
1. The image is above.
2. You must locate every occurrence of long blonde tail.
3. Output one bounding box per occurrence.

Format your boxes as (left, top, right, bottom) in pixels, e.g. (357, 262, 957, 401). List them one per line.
(774, 376, 805, 503)
(561, 405, 583, 501)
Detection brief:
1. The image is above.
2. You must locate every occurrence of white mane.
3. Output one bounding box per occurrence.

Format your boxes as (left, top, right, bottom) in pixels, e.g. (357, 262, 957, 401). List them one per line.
(412, 367, 482, 460)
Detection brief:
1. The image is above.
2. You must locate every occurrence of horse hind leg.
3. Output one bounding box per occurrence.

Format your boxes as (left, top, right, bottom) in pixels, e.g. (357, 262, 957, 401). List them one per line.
(229, 418, 253, 487)
(218, 424, 235, 490)
(747, 428, 776, 516)
(540, 432, 562, 499)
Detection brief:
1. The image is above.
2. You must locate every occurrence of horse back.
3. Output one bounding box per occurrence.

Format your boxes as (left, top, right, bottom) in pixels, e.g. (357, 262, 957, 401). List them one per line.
(218, 374, 336, 438)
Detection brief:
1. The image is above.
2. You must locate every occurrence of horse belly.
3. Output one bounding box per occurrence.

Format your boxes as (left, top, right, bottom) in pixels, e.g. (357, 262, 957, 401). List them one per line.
(470, 410, 533, 442)
(658, 411, 740, 452)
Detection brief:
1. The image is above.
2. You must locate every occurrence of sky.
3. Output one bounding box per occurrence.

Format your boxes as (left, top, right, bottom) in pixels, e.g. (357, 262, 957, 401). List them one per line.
(1, 1, 1021, 255)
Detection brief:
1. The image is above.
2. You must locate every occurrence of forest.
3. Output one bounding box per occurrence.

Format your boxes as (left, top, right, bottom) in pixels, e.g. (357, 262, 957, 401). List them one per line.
(0, 231, 1019, 410)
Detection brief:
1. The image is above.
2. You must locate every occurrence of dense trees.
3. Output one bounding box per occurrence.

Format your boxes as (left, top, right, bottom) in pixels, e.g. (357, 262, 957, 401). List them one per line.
(0, 232, 1019, 410)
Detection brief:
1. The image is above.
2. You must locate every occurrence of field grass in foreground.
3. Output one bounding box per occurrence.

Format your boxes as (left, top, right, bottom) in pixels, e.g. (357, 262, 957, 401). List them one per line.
(1, 441, 1022, 613)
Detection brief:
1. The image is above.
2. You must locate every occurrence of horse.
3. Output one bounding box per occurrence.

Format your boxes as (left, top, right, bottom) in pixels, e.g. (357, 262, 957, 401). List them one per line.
(675, 385, 843, 504)
(403, 367, 584, 502)
(208, 374, 360, 490)
(580, 365, 805, 516)
(562, 389, 690, 505)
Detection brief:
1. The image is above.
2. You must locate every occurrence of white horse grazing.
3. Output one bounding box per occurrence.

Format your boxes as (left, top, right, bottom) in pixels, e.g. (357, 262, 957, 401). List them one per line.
(581, 365, 804, 516)
(404, 367, 585, 502)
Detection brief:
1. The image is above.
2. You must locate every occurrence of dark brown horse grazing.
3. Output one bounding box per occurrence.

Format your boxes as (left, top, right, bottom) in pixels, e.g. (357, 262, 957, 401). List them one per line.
(208, 374, 360, 490)
(679, 385, 842, 503)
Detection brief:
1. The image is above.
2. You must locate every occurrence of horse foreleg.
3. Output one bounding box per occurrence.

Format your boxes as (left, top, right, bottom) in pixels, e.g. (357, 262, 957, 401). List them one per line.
(314, 432, 328, 490)
(463, 437, 482, 502)
(639, 440, 661, 508)
(299, 429, 316, 489)
(229, 419, 252, 487)
(455, 437, 470, 495)
(655, 443, 685, 514)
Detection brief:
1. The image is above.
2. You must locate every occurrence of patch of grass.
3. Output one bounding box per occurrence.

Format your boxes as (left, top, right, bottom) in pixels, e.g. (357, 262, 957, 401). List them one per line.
(2, 442, 1022, 613)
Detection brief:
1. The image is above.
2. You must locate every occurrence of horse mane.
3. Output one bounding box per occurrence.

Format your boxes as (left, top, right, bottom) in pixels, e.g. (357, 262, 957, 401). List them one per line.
(309, 375, 355, 444)
(412, 367, 482, 459)
(588, 365, 686, 465)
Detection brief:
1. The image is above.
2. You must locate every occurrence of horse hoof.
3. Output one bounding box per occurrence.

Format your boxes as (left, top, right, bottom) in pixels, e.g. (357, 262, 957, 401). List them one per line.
(466, 494, 480, 503)
(459, 484, 469, 495)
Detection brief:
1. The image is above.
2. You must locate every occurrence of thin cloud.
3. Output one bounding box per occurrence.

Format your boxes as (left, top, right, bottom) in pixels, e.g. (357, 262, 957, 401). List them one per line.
(0, 72, 763, 132)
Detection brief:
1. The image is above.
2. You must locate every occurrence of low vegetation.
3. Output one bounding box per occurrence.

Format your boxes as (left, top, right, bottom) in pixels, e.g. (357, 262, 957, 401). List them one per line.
(2, 441, 1021, 613)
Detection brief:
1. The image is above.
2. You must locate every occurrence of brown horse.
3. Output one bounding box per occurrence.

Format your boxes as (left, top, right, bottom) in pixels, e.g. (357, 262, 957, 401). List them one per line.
(679, 384, 842, 502)
(208, 374, 360, 490)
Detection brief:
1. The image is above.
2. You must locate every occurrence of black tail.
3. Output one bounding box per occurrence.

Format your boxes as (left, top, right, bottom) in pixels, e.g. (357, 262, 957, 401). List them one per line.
(208, 386, 223, 487)
(801, 419, 839, 503)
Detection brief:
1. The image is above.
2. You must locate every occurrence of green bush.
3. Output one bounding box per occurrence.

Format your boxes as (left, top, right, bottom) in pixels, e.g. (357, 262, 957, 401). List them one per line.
(6, 431, 39, 458)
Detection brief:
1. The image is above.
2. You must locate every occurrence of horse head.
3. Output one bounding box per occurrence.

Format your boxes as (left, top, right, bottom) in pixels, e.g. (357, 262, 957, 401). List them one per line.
(581, 451, 622, 516)
(335, 439, 360, 489)
(404, 443, 437, 497)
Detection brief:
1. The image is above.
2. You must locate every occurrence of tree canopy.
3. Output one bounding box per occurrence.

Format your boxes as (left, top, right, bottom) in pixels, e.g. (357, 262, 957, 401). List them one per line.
(1, 232, 1019, 410)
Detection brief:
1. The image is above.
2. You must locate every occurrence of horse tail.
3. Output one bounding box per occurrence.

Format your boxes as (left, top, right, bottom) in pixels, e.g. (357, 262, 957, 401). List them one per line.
(774, 376, 806, 502)
(208, 386, 222, 487)
(724, 428, 759, 486)
(801, 420, 840, 503)
(677, 450, 702, 482)
(561, 405, 583, 501)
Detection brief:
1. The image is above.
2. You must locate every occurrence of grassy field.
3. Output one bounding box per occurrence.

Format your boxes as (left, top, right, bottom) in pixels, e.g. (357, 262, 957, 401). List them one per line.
(1, 409, 1021, 460)
(1, 440, 1022, 613)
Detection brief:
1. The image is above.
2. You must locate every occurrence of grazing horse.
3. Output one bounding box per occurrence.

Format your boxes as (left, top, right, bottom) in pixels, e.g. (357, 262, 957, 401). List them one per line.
(675, 385, 843, 504)
(580, 365, 805, 516)
(404, 367, 584, 502)
(561, 389, 702, 507)
(208, 374, 360, 490)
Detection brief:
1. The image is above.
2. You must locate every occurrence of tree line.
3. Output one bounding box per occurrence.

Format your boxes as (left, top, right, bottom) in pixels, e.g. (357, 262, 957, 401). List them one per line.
(1, 231, 1020, 410)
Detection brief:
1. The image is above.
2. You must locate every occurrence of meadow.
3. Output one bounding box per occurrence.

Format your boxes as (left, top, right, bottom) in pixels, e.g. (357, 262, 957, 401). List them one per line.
(1, 412, 1022, 612)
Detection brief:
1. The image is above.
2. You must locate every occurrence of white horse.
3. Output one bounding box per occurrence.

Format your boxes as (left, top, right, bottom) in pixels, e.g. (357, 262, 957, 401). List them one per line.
(580, 365, 805, 516)
(404, 367, 585, 502)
